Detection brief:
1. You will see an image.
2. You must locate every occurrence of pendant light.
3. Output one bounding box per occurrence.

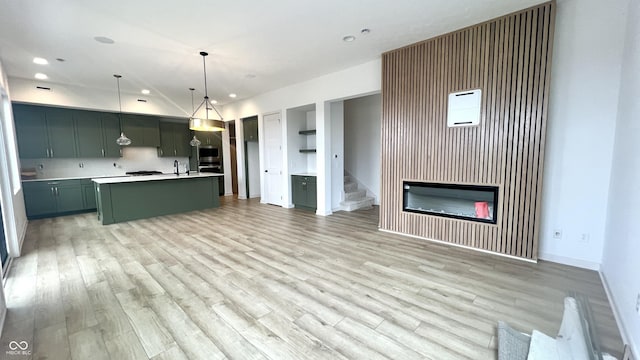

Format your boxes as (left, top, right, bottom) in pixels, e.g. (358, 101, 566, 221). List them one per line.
(114, 74, 132, 146)
(189, 51, 225, 132)
(188, 88, 202, 147)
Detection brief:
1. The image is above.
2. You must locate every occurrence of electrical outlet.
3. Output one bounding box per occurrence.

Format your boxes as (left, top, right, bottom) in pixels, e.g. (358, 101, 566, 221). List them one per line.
(579, 233, 590, 243)
(553, 229, 562, 239)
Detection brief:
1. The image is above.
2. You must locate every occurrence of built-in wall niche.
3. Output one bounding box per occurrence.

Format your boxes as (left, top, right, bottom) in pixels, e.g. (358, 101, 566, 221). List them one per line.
(403, 181, 498, 224)
(286, 104, 316, 175)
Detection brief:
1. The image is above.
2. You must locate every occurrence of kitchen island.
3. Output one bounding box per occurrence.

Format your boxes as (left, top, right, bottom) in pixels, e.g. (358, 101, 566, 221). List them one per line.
(93, 173, 222, 225)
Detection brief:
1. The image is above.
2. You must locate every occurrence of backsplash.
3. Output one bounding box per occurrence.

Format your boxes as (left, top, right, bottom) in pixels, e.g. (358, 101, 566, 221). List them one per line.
(20, 147, 190, 179)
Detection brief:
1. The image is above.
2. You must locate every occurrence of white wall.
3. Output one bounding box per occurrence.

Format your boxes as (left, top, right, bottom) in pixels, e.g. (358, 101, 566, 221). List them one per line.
(538, 0, 629, 269)
(0, 60, 26, 337)
(8, 77, 193, 118)
(344, 94, 381, 205)
(601, 0, 640, 355)
(224, 59, 381, 215)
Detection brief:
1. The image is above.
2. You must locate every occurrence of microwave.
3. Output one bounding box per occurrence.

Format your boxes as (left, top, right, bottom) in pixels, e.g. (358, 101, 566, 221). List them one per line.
(199, 146, 220, 162)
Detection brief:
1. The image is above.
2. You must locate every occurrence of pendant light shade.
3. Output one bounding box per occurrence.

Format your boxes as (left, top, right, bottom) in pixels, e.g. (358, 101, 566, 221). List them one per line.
(189, 51, 224, 132)
(189, 135, 201, 147)
(113, 74, 132, 146)
(189, 118, 225, 132)
(116, 132, 132, 146)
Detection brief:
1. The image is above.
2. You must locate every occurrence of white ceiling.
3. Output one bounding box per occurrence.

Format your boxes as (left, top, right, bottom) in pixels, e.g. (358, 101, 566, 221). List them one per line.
(0, 0, 545, 108)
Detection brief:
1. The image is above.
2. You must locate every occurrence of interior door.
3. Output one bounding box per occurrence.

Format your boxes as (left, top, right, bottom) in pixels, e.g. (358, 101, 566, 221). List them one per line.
(263, 113, 282, 206)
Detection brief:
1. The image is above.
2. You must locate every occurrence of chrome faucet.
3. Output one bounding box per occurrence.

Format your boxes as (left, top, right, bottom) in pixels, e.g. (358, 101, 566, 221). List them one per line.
(174, 160, 179, 175)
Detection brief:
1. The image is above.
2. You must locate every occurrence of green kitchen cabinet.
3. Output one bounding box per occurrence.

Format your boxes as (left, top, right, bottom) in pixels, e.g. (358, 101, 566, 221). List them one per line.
(13, 104, 77, 158)
(194, 131, 222, 147)
(46, 108, 78, 158)
(243, 117, 258, 142)
(101, 113, 123, 157)
(121, 114, 160, 147)
(75, 111, 122, 158)
(291, 175, 317, 211)
(81, 179, 97, 210)
(13, 104, 49, 159)
(22, 179, 84, 218)
(22, 182, 57, 217)
(159, 121, 191, 157)
(74, 110, 104, 157)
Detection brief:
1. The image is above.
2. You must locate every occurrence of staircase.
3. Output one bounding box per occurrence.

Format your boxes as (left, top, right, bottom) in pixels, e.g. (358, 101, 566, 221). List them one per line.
(340, 175, 374, 211)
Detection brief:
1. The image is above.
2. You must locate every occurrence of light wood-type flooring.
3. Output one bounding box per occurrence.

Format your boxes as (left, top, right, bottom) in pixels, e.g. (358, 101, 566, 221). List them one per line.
(0, 197, 623, 359)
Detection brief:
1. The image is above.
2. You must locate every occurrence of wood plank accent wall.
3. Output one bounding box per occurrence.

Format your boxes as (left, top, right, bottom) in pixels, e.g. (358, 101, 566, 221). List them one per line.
(380, 2, 555, 260)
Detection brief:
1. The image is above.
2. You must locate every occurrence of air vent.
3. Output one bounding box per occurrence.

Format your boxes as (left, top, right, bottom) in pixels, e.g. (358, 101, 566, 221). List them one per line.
(36, 86, 51, 91)
(137, 99, 147, 102)
(447, 89, 482, 127)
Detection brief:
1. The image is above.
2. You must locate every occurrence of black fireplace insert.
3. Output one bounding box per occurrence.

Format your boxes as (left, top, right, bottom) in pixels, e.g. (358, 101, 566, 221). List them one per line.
(403, 181, 499, 224)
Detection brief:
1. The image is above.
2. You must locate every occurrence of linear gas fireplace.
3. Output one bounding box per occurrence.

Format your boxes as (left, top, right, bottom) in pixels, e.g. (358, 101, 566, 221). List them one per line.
(403, 181, 499, 224)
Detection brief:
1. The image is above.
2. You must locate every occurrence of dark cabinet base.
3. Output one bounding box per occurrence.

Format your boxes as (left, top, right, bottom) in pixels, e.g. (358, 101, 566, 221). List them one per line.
(291, 175, 317, 211)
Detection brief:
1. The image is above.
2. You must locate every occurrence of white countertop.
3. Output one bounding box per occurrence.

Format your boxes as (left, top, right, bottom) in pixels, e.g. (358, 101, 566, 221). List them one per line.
(291, 173, 317, 176)
(92, 173, 223, 184)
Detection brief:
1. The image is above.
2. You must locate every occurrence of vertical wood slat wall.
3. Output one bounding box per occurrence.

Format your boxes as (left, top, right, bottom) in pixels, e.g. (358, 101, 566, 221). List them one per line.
(380, 2, 555, 260)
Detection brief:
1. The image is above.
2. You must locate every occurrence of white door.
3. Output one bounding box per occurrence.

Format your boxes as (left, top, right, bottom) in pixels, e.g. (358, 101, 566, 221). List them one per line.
(263, 113, 283, 206)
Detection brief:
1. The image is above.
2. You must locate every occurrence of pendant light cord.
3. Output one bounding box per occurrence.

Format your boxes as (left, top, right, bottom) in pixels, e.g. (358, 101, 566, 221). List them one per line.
(114, 74, 123, 115)
(200, 52, 209, 120)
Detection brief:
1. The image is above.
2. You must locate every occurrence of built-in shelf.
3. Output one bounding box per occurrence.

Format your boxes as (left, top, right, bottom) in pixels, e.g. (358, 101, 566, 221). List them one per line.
(298, 129, 316, 135)
(299, 149, 317, 153)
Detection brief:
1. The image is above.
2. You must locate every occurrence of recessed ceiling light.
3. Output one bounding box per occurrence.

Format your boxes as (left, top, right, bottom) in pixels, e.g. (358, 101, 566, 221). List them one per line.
(34, 73, 48, 80)
(33, 57, 48, 65)
(361, 28, 371, 35)
(36, 86, 51, 91)
(94, 36, 115, 44)
(343, 35, 356, 42)
(211, 99, 218, 104)
(229, 93, 237, 98)
(137, 99, 147, 103)
(56, 58, 65, 62)
(141, 89, 150, 95)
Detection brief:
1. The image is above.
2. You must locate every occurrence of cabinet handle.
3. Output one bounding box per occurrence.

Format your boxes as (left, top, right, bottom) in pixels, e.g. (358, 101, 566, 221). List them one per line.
(55, 187, 59, 196)
(101, 148, 105, 157)
(50, 148, 54, 157)
(302, 182, 307, 186)
(46, 148, 50, 158)
(174, 149, 177, 156)
(51, 187, 54, 196)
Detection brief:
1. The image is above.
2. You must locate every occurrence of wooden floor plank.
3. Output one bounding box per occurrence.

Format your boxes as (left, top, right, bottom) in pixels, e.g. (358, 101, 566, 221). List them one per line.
(0, 198, 624, 359)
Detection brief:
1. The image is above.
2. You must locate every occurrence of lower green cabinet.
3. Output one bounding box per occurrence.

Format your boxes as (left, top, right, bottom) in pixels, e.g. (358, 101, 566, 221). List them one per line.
(291, 175, 317, 211)
(23, 179, 95, 218)
(81, 179, 97, 209)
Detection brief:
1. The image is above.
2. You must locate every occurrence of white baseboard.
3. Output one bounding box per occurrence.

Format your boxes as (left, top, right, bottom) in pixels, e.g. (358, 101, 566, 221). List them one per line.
(224, 192, 233, 196)
(600, 271, 638, 359)
(538, 252, 601, 271)
(379, 228, 537, 263)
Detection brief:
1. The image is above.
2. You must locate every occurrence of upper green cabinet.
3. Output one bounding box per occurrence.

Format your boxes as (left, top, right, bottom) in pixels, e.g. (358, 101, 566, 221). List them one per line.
(14, 104, 78, 158)
(194, 131, 222, 147)
(74, 111, 122, 158)
(13, 105, 49, 158)
(158, 121, 191, 157)
(121, 114, 160, 147)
